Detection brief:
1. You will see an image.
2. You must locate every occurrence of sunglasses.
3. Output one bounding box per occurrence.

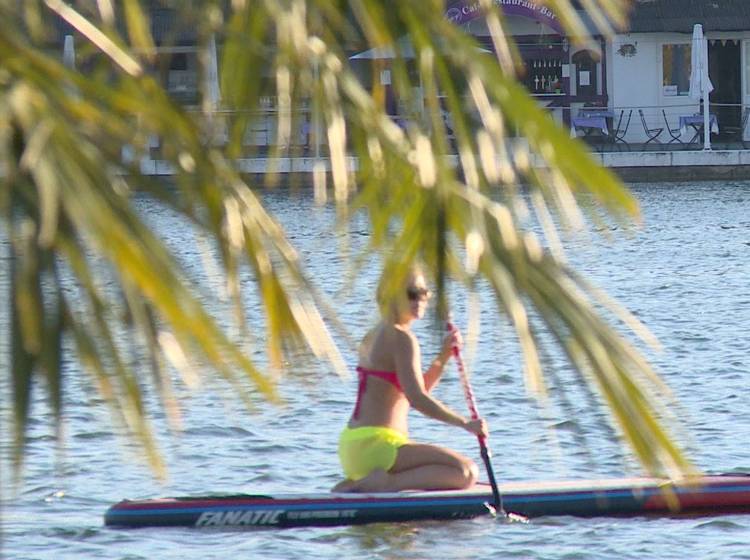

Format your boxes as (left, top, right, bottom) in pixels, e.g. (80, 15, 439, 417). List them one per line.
(406, 286, 432, 301)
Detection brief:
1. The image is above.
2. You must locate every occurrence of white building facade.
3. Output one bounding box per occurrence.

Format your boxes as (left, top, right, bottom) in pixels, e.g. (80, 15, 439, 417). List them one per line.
(457, 0, 750, 146)
(608, 5, 750, 144)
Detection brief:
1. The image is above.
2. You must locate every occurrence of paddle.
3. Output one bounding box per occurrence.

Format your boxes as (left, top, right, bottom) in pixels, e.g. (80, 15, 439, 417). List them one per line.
(446, 321, 505, 517)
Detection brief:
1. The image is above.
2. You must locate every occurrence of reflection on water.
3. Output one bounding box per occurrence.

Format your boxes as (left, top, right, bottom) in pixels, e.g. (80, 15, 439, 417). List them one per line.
(2, 181, 750, 559)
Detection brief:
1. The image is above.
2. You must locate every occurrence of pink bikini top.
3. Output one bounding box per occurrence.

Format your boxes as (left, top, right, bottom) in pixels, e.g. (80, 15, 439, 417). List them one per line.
(352, 366, 403, 419)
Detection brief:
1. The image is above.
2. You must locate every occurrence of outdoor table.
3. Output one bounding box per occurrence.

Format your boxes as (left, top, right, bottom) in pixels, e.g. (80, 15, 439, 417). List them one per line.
(571, 116, 609, 138)
(679, 114, 719, 143)
(578, 109, 615, 119)
(570, 109, 616, 139)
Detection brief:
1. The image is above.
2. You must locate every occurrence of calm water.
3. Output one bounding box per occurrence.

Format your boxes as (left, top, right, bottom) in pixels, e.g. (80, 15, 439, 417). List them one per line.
(2, 181, 750, 559)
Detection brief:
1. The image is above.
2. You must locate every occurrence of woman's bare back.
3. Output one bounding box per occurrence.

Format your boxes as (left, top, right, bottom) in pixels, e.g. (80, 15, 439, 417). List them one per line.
(350, 324, 412, 431)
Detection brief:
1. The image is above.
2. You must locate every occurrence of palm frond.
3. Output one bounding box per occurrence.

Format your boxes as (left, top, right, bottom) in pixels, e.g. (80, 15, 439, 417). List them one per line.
(1, 0, 694, 479)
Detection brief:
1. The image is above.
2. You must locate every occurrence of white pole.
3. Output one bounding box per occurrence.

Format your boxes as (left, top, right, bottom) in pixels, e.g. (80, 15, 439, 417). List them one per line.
(313, 60, 321, 160)
(702, 34, 711, 151)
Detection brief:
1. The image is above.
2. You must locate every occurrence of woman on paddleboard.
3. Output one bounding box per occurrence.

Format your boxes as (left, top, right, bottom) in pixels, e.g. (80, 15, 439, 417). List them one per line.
(334, 266, 488, 493)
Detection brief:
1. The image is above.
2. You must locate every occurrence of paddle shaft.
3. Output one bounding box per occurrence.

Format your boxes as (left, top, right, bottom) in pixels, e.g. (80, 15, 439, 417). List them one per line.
(446, 322, 503, 514)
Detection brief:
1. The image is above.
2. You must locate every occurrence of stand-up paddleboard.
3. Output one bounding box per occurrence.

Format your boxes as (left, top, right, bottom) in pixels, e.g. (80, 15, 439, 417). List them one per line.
(105, 474, 750, 529)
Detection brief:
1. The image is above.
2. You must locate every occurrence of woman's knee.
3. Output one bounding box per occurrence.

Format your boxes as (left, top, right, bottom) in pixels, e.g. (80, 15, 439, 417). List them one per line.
(457, 458, 479, 488)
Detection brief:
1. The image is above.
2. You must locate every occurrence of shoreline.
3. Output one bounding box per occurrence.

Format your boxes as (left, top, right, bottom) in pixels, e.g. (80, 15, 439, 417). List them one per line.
(138, 148, 750, 184)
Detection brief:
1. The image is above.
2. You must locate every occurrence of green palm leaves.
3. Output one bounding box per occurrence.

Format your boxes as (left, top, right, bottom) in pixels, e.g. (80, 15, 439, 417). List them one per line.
(2, 0, 694, 480)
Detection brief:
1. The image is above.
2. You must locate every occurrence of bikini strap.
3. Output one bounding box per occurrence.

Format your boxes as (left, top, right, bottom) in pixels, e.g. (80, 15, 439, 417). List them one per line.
(352, 366, 401, 419)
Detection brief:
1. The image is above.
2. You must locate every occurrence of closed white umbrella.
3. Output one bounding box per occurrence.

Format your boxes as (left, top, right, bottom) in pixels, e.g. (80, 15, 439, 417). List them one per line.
(689, 24, 714, 150)
(204, 34, 226, 144)
(205, 34, 221, 109)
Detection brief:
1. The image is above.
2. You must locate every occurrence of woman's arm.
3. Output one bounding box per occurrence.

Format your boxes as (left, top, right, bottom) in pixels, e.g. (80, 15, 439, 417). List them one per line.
(422, 330, 460, 391)
(422, 350, 451, 392)
(393, 328, 471, 430)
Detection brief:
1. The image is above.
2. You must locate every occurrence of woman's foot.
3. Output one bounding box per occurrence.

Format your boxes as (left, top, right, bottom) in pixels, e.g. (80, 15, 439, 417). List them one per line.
(331, 469, 390, 493)
(331, 479, 357, 493)
(349, 469, 390, 492)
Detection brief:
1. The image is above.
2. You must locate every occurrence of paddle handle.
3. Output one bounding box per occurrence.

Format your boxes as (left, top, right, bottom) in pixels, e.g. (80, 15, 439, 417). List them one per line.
(451, 345, 485, 443)
(446, 321, 503, 514)
(446, 322, 483, 439)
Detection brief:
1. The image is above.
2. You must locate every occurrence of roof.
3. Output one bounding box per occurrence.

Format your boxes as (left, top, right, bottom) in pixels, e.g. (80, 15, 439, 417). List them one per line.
(49, 2, 201, 46)
(625, 0, 750, 33)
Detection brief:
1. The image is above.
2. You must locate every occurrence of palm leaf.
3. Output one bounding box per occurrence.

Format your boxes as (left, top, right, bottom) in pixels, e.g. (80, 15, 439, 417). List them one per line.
(1, 0, 694, 479)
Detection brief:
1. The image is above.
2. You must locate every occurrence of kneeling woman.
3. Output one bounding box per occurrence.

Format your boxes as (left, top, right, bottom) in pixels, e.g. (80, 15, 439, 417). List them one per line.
(334, 266, 488, 493)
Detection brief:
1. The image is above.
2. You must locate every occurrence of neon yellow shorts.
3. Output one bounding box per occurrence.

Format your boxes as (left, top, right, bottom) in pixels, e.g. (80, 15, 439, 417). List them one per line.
(338, 426, 409, 481)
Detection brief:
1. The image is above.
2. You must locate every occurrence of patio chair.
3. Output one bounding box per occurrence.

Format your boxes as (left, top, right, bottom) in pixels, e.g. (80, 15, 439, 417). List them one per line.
(611, 109, 632, 151)
(638, 109, 663, 144)
(661, 110, 684, 144)
(441, 108, 455, 138)
(723, 106, 750, 148)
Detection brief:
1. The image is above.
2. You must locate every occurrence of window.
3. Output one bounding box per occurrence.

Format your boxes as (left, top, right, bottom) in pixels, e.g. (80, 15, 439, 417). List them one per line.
(662, 44, 691, 96)
(170, 53, 188, 71)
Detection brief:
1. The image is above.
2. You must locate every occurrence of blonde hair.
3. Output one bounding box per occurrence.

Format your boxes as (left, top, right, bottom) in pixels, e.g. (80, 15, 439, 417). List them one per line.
(375, 263, 424, 320)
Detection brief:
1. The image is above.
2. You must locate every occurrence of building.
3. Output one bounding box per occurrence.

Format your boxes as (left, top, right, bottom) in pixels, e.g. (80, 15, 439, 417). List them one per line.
(447, 0, 610, 128)
(451, 0, 750, 147)
(50, 1, 750, 152)
(452, 0, 750, 146)
(608, 0, 750, 144)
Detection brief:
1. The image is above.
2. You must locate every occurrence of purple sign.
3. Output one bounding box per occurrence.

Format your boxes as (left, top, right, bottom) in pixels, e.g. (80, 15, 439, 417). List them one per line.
(445, 0, 563, 34)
